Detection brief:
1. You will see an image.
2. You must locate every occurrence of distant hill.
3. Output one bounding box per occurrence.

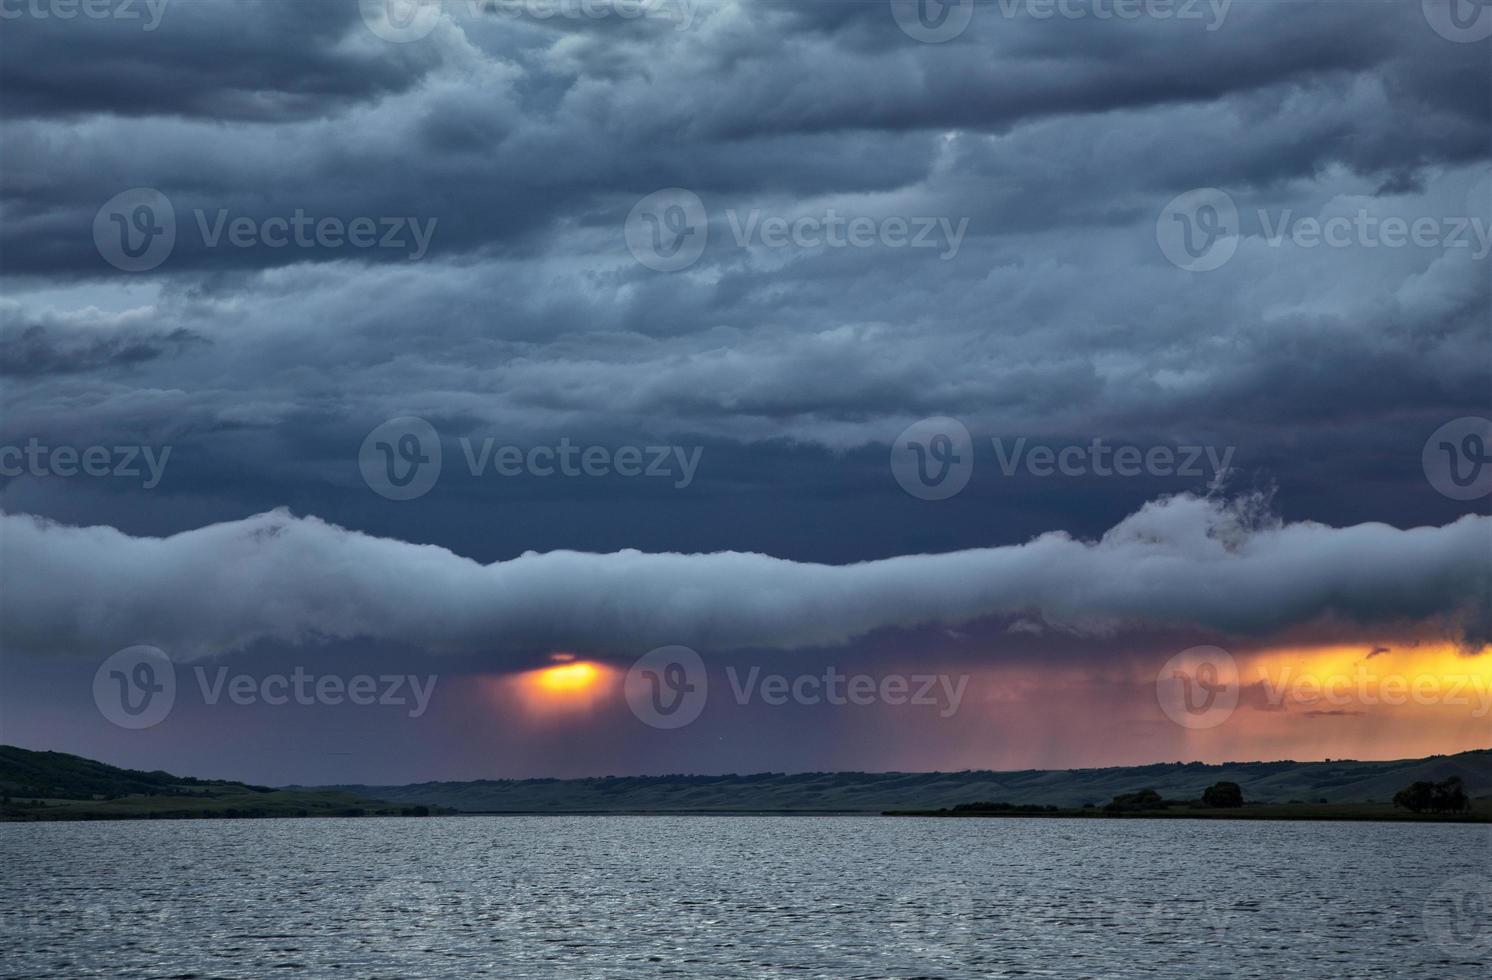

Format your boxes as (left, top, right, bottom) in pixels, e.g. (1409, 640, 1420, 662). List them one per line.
(0, 745, 269, 801)
(0, 746, 443, 821)
(9, 745, 1489, 818)
(328, 748, 1492, 813)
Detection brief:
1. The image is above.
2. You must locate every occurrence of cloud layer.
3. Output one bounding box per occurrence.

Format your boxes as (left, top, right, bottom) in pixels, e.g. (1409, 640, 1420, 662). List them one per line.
(4, 493, 1487, 660)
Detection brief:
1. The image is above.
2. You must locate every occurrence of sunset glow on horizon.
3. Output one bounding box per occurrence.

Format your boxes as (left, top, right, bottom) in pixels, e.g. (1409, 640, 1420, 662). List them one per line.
(500, 658, 619, 717)
(533, 661, 604, 694)
(449, 639, 1492, 774)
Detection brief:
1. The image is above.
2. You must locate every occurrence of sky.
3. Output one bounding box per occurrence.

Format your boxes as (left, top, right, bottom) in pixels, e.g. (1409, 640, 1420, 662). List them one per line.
(0, 0, 1489, 786)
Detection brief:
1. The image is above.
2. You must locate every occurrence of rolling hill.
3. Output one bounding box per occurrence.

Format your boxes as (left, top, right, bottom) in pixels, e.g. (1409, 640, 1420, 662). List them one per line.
(9, 745, 1488, 818)
(327, 747, 1492, 813)
(0, 746, 444, 821)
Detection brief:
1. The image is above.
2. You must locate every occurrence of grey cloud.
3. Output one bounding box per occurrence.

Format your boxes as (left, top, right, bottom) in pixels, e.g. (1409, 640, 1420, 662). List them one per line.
(0, 0, 1487, 578)
(0, 0, 446, 121)
(2, 493, 1487, 660)
(0, 322, 204, 377)
(3, 0, 1484, 278)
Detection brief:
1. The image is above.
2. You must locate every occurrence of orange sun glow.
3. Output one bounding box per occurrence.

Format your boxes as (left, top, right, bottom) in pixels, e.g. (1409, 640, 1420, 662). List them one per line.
(533, 661, 604, 694)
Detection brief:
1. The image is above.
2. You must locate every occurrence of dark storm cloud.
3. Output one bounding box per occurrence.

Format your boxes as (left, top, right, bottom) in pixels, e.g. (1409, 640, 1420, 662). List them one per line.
(0, 320, 204, 377)
(2, 0, 1485, 276)
(0, 0, 1487, 593)
(0, 0, 442, 121)
(3, 493, 1488, 659)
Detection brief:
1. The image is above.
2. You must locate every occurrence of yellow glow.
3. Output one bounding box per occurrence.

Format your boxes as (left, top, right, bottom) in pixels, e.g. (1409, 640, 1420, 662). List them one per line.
(1164, 641, 1492, 764)
(533, 661, 603, 694)
(500, 659, 616, 719)
(1240, 642, 1492, 698)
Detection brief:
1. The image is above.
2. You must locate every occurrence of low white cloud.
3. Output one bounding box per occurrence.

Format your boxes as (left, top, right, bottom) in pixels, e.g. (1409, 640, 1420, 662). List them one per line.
(2, 493, 1486, 660)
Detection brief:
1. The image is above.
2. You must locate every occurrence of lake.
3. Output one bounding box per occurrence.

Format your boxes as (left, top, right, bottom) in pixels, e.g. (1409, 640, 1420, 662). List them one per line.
(1, 816, 1488, 978)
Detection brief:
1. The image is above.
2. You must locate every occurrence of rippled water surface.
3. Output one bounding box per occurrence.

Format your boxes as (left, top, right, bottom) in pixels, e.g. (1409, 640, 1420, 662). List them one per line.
(1, 815, 1488, 978)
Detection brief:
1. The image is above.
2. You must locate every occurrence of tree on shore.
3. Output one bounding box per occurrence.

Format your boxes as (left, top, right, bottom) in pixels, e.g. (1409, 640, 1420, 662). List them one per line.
(1393, 776, 1470, 813)
(1201, 781, 1244, 808)
(1104, 789, 1166, 813)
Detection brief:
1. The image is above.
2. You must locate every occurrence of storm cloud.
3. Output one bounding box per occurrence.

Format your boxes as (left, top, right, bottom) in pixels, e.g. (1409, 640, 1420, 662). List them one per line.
(1, 1, 1489, 783)
(3, 493, 1487, 659)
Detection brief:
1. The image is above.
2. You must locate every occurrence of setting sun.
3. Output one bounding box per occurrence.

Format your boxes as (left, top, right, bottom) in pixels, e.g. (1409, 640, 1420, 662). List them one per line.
(501, 658, 618, 716)
(533, 661, 604, 694)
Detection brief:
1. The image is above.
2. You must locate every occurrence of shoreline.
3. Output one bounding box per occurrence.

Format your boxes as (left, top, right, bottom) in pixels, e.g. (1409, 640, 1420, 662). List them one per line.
(883, 803, 1491, 824)
(8, 806, 1489, 824)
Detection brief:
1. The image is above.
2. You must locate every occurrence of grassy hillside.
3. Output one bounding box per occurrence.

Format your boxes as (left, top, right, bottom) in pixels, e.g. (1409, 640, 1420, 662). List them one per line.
(329, 748, 1492, 813)
(887, 800, 1492, 823)
(0, 745, 265, 800)
(0, 746, 445, 821)
(10, 744, 1488, 818)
